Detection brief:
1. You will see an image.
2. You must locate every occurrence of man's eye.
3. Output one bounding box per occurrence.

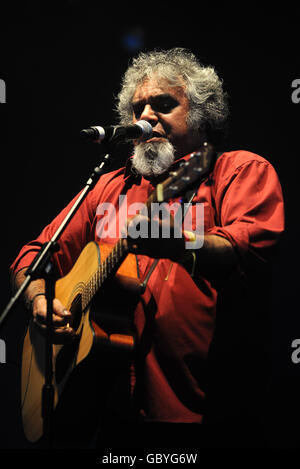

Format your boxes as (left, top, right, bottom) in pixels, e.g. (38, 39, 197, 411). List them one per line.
(132, 104, 144, 118)
(153, 102, 172, 113)
(132, 97, 178, 118)
(152, 98, 178, 114)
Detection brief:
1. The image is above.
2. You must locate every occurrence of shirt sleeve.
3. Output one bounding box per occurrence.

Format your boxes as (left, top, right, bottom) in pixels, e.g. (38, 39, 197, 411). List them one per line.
(207, 155, 285, 272)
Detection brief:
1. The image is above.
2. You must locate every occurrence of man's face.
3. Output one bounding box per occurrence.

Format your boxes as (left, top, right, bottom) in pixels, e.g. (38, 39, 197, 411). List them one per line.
(131, 77, 200, 159)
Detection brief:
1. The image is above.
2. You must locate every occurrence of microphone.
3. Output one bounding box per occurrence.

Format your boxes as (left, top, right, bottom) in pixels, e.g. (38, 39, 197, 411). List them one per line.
(80, 120, 152, 144)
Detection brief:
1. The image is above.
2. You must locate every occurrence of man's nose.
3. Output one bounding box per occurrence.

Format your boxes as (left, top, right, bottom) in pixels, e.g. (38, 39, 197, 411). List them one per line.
(140, 104, 158, 127)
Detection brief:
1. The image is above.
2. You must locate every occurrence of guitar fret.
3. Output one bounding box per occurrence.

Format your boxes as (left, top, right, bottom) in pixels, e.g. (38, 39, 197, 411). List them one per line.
(82, 282, 88, 311)
(87, 279, 92, 305)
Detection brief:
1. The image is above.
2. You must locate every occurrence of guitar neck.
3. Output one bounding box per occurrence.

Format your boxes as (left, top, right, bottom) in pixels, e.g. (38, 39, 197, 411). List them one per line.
(81, 238, 128, 311)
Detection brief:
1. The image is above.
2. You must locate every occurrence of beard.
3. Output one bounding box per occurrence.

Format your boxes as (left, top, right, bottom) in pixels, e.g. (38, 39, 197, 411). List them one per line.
(131, 140, 175, 177)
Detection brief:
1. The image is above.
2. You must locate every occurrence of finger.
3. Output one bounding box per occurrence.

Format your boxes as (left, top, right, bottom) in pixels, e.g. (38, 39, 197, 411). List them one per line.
(33, 316, 70, 332)
(33, 296, 71, 318)
(35, 325, 77, 344)
(51, 299, 72, 328)
(34, 312, 71, 328)
(33, 298, 71, 327)
(52, 298, 72, 318)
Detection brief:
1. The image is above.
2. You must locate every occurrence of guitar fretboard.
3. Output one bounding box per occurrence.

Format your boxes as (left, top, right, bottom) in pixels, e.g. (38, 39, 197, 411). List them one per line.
(81, 238, 126, 311)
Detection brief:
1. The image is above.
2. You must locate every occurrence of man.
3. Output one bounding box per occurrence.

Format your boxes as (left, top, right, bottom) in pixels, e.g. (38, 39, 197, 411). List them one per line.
(11, 48, 284, 448)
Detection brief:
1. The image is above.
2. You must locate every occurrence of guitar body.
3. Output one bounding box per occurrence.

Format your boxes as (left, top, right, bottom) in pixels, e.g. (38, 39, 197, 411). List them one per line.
(21, 241, 138, 443)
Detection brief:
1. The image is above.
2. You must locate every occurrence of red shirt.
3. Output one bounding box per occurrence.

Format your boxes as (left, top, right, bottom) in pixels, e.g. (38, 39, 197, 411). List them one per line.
(11, 150, 285, 423)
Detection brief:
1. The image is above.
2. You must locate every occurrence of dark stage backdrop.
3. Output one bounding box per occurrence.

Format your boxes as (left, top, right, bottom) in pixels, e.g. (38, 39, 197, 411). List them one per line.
(0, 1, 299, 451)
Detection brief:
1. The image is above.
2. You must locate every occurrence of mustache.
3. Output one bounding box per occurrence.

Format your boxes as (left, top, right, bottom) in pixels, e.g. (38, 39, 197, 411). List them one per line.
(151, 131, 166, 138)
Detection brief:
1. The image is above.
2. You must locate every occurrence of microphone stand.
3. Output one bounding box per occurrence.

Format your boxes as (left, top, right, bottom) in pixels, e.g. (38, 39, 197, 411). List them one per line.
(0, 151, 113, 448)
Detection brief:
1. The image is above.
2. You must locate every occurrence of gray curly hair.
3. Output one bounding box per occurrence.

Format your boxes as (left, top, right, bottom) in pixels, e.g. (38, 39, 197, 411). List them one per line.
(116, 48, 229, 145)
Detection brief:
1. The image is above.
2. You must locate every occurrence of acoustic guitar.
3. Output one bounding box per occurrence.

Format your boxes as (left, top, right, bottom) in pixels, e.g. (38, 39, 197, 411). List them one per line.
(21, 143, 214, 442)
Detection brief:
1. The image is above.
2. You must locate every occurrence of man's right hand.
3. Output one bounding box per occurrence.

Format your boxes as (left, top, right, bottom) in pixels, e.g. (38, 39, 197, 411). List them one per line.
(32, 295, 76, 343)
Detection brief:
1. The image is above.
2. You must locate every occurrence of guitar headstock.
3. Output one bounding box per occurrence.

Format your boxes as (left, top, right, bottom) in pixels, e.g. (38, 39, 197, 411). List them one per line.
(153, 142, 214, 204)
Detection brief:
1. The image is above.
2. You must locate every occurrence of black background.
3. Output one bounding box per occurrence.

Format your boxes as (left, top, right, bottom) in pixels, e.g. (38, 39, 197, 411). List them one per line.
(0, 1, 300, 452)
